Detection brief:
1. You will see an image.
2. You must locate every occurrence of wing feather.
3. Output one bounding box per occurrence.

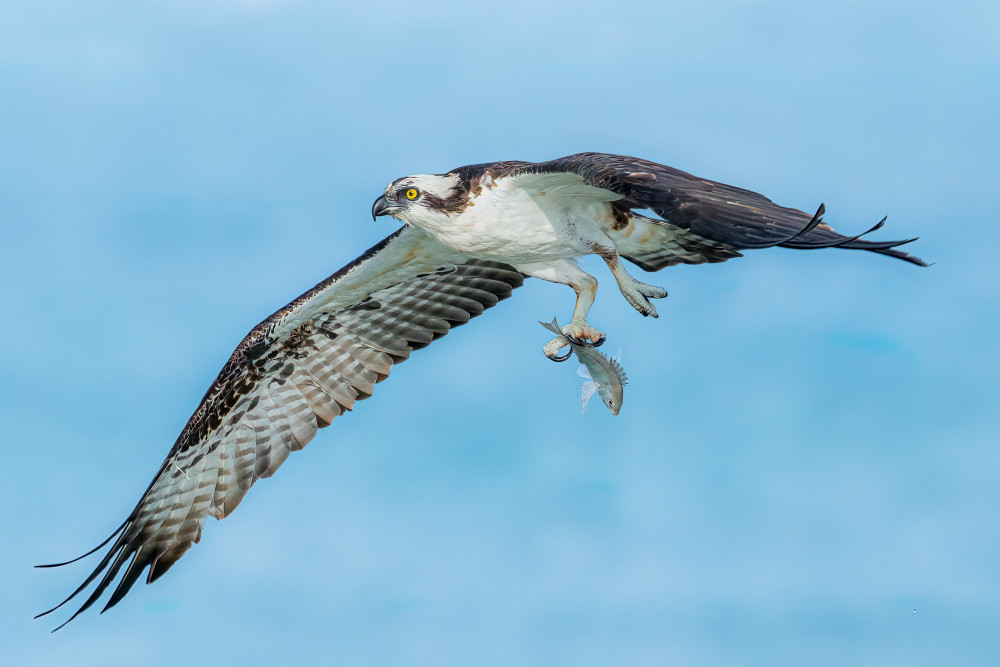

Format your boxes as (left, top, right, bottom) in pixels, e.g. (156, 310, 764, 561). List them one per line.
(454, 153, 927, 268)
(39, 227, 524, 628)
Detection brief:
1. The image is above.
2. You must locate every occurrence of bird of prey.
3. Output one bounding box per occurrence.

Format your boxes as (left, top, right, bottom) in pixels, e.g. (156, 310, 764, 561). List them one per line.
(38, 152, 925, 629)
(371, 153, 925, 357)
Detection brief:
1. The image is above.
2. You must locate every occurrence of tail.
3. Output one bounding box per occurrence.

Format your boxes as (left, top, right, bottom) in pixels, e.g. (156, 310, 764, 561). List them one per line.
(741, 204, 929, 267)
(539, 317, 565, 338)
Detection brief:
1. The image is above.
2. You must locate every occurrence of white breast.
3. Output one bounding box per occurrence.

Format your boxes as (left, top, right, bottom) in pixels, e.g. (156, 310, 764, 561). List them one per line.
(422, 173, 621, 264)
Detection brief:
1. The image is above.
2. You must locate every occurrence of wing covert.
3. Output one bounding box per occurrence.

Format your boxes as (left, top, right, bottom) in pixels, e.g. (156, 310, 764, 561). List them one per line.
(455, 152, 927, 267)
(38, 227, 523, 629)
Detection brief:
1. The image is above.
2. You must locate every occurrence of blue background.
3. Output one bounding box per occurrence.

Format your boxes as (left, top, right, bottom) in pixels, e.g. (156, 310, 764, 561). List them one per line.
(3, 1, 998, 664)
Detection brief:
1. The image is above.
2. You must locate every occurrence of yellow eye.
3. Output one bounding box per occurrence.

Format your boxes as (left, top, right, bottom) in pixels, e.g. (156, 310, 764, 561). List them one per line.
(405, 188, 419, 200)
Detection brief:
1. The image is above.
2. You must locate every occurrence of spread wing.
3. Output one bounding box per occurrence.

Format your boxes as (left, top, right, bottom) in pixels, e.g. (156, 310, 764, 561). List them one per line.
(37, 225, 524, 629)
(453, 152, 927, 269)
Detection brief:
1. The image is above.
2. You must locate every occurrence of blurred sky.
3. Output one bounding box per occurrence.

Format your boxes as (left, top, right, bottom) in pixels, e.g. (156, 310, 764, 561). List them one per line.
(2, 0, 999, 665)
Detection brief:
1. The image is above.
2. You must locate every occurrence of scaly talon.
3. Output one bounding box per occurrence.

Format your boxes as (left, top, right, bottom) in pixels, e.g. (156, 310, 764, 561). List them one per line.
(561, 320, 606, 347)
(619, 278, 666, 318)
(565, 332, 606, 347)
(637, 281, 668, 300)
(548, 347, 572, 362)
(543, 336, 570, 360)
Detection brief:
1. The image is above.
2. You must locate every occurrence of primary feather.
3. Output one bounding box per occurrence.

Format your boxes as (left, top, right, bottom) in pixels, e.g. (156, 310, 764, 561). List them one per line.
(37, 227, 523, 629)
(41, 150, 925, 628)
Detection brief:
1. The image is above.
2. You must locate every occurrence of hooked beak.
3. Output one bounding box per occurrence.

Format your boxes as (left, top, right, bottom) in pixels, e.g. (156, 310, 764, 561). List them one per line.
(371, 195, 396, 221)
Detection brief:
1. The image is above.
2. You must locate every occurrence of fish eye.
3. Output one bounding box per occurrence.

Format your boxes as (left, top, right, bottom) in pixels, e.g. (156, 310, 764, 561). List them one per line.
(404, 187, 420, 200)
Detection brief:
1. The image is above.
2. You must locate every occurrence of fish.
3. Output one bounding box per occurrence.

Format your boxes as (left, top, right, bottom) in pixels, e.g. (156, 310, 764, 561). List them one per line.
(539, 318, 628, 415)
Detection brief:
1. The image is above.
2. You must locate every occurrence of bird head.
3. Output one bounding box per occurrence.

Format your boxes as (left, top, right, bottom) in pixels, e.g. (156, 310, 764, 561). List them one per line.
(371, 174, 463, 228)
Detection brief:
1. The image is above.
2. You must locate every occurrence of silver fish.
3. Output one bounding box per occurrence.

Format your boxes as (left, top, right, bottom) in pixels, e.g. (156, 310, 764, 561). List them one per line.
(540, 318, 628, 415)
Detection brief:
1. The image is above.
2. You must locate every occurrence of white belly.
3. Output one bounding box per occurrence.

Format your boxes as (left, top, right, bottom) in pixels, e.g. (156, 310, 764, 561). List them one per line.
(417, 178, 615, 264)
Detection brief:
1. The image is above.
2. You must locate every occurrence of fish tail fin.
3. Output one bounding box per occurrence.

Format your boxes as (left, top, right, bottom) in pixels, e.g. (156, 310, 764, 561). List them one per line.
(538, 317, 563, 337)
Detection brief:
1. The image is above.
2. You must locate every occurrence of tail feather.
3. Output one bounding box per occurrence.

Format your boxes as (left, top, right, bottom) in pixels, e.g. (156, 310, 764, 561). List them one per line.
(764, 204, 928, 267)
(782, 213, 887, 249)
(865, 244, 929, 266)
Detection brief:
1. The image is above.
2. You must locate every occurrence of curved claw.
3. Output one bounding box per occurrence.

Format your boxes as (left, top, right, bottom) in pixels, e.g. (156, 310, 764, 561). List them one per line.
(565, 332, 606, 348)
(548, 347, 572, 362)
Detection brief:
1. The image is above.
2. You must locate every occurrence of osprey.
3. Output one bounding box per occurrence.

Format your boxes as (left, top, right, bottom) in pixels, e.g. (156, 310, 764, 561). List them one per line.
(38, 152, 925, 629)
(371, 153, 924, 356)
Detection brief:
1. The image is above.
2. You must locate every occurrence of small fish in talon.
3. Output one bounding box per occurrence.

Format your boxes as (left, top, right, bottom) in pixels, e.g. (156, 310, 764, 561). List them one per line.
(539, 318, 628, 415)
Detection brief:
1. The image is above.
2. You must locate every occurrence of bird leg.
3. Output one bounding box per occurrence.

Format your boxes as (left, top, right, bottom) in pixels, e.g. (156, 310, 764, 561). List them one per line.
(545, 275, 605, 357)
(515, 260, 606, 359)
(601, 252, 668, 317)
